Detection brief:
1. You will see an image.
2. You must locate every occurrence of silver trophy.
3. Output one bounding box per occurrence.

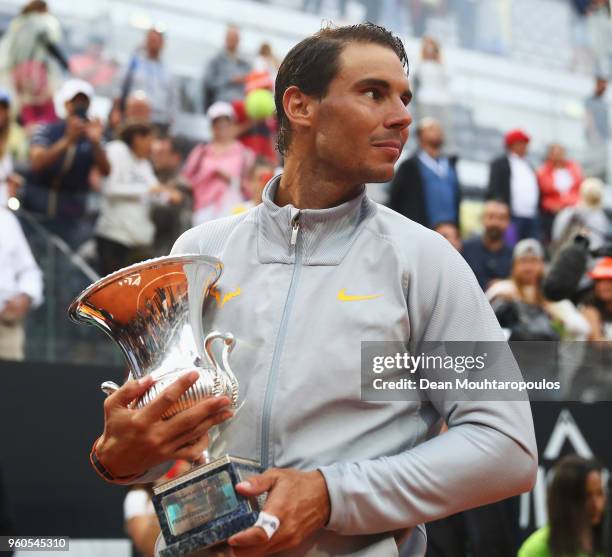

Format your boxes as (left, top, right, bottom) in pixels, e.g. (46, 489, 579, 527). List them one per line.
(69, 255, 261, 557)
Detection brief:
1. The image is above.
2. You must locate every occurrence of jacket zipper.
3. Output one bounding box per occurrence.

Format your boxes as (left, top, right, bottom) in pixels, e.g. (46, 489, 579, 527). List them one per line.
(260, 212, 302, 468)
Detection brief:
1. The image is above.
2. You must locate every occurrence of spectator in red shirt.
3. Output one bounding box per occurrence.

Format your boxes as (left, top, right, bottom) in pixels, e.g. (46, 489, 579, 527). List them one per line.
(537, 143, 583, 243)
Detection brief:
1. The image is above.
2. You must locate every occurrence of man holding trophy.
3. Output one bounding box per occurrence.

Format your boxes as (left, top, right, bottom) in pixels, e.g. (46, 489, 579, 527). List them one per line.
(80, 24, 537, 557)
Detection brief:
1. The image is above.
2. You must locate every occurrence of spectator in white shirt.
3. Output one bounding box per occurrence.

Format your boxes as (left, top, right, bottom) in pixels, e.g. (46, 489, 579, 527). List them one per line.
(0, 207, 43, 360)
(487, 129, 540, 243)
(95, 120, 168, 276)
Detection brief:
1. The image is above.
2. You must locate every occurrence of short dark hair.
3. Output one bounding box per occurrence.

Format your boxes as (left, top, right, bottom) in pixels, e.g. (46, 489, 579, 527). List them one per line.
(118, 120, 154, 148)
(274, 23, 409, 156)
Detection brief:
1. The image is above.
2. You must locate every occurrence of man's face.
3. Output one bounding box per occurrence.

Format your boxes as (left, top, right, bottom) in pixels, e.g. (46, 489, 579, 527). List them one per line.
(151, 138, 180, 173)
(548, 144, 564, 164)
(513, 256, 543, 285)
(146, 30, 164, 58)
(419, 122, 444, 150)
(226, 28, 240, 53)
(66, 93, 90, 117)
(595, 279, 612, 303)
(509, 140, 528, 157)
(482, 202, 510, 241)
(308, 42, 412, 184)
(595, 78, 607, 97)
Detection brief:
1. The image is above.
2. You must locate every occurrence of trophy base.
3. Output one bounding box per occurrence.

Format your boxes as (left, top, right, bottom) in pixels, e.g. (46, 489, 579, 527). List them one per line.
(153, 455, 263, 557)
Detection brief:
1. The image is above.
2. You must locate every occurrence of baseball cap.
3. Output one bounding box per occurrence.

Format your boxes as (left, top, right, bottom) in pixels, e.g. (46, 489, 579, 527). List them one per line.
(513, 239, 544, 260)
(207, 101, 235, 122)
(589, 257, 612, 280)
(505, 129, 530, 147)
(58, 79, 94, 104)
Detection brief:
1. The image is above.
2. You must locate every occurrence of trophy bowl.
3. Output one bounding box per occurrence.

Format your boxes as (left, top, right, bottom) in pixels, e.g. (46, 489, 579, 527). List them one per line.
(69, 255, 262, 556)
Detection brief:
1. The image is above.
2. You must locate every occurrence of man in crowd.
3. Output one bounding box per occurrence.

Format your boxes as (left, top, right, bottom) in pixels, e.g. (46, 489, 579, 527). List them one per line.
(487, 129, 540, 243)
(203, 25, 252, 107)
(118, 28, 178, 134)
(0, 206, 43, 361)
(150, 135, 191, 256)
(388, 117, 461, 230)
(23, 79, 110, 249)
(92, 24, 536, 557)
(462, 200, 513, 291)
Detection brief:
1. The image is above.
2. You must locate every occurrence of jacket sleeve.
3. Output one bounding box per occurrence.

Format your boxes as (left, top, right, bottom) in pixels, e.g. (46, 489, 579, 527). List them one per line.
(487, 157, 510, 205)
(319, 236, 537, 535)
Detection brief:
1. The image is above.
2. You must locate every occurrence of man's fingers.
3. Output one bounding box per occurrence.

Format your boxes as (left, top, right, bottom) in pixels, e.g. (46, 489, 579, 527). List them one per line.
(228, 525, 270, 548)
(105, 376, 154, 409)
(235, 469, 279, 497)
(138, 372, 201, 422)
(164, 395, 232, 438)
(172, 435, 211, 462)
(167, 409, 233, 451)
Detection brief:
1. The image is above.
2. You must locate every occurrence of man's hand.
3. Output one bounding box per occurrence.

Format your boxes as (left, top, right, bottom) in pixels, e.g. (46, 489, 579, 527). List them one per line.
(226, 468, 331, 556)
(85, 118, 104, 145)
(1, 294, 31, 323)
(65, 116, 86, 144)
(94, 372, 234, 479)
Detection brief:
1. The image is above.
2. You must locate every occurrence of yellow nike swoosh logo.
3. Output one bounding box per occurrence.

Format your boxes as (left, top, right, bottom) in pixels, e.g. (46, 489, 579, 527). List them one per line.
(211, 287, 241, 307)
(337, 289, 383, 302)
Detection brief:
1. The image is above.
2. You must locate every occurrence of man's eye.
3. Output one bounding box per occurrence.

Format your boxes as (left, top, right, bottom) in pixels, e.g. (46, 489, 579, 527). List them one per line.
(364, 89, 381, 100)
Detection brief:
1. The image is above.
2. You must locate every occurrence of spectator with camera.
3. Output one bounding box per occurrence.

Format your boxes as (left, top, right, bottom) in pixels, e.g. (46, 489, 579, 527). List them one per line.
(486, 239, 590, 340)
(22, 79, 110, 249)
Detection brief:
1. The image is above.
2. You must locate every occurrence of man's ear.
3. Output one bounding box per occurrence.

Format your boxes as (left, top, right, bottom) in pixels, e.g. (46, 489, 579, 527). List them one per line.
(282, 85, 316, 132)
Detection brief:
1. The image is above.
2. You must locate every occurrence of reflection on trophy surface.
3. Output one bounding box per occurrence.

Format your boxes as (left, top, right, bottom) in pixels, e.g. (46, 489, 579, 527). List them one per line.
(69, 255, 262, 557)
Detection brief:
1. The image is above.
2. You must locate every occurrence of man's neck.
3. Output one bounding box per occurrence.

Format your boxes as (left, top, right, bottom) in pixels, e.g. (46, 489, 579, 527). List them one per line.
(482, 234, 504, 252)
(421, 145, 441, 159)
(275, 155, 363, 210)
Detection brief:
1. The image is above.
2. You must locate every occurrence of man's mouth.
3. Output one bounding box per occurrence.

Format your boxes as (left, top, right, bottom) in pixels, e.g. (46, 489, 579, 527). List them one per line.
(372, 140, 402, 159)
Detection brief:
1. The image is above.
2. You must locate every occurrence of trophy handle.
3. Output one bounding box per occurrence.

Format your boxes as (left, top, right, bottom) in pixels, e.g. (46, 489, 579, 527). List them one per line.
(204, 331, 239, 408)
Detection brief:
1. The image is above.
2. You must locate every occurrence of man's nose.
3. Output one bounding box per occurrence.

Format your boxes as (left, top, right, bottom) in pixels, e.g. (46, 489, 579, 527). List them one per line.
(386, 102, 412, 131)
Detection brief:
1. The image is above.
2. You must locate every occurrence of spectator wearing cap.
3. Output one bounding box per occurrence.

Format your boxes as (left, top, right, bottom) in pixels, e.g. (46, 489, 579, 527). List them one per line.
(203, 25, 251, 108)
(486, 239, 590, 340)
(462, 200, 513, 291)
(117, 28, 178, 134)
(0, 206, 43, 360)
(581, 257, 612, 342)
(552, 177, 610, 254)
(0, 0, 68, 127)
(487, 129, 540, 243)
(95, 120, 165, 275)
(182, 101, 255, 226)
(389, 117, 461, 230)
(537, 144, 583, 243)
(22, 79, 110, 249)
(0, 90, 26, 206)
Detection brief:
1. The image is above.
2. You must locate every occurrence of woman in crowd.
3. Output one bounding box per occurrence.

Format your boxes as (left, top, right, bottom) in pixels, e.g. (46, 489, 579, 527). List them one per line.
(537, 144, 583, 243)
(581, 257, 612, 342)
(519, 455, 606, 557)
(95, 120, 175, 275)
(413, 36, 454, 153)
(552, 177, 610, 255)
(182, 101, 255, 226)
(486, 239, 590, 340)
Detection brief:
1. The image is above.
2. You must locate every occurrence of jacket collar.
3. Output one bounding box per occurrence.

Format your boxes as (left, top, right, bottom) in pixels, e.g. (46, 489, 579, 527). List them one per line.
(257, 174, 376, 266)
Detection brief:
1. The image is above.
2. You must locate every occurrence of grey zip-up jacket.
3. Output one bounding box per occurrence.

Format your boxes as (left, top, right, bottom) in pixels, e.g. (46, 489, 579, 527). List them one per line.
(161, 175, 537, 556)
